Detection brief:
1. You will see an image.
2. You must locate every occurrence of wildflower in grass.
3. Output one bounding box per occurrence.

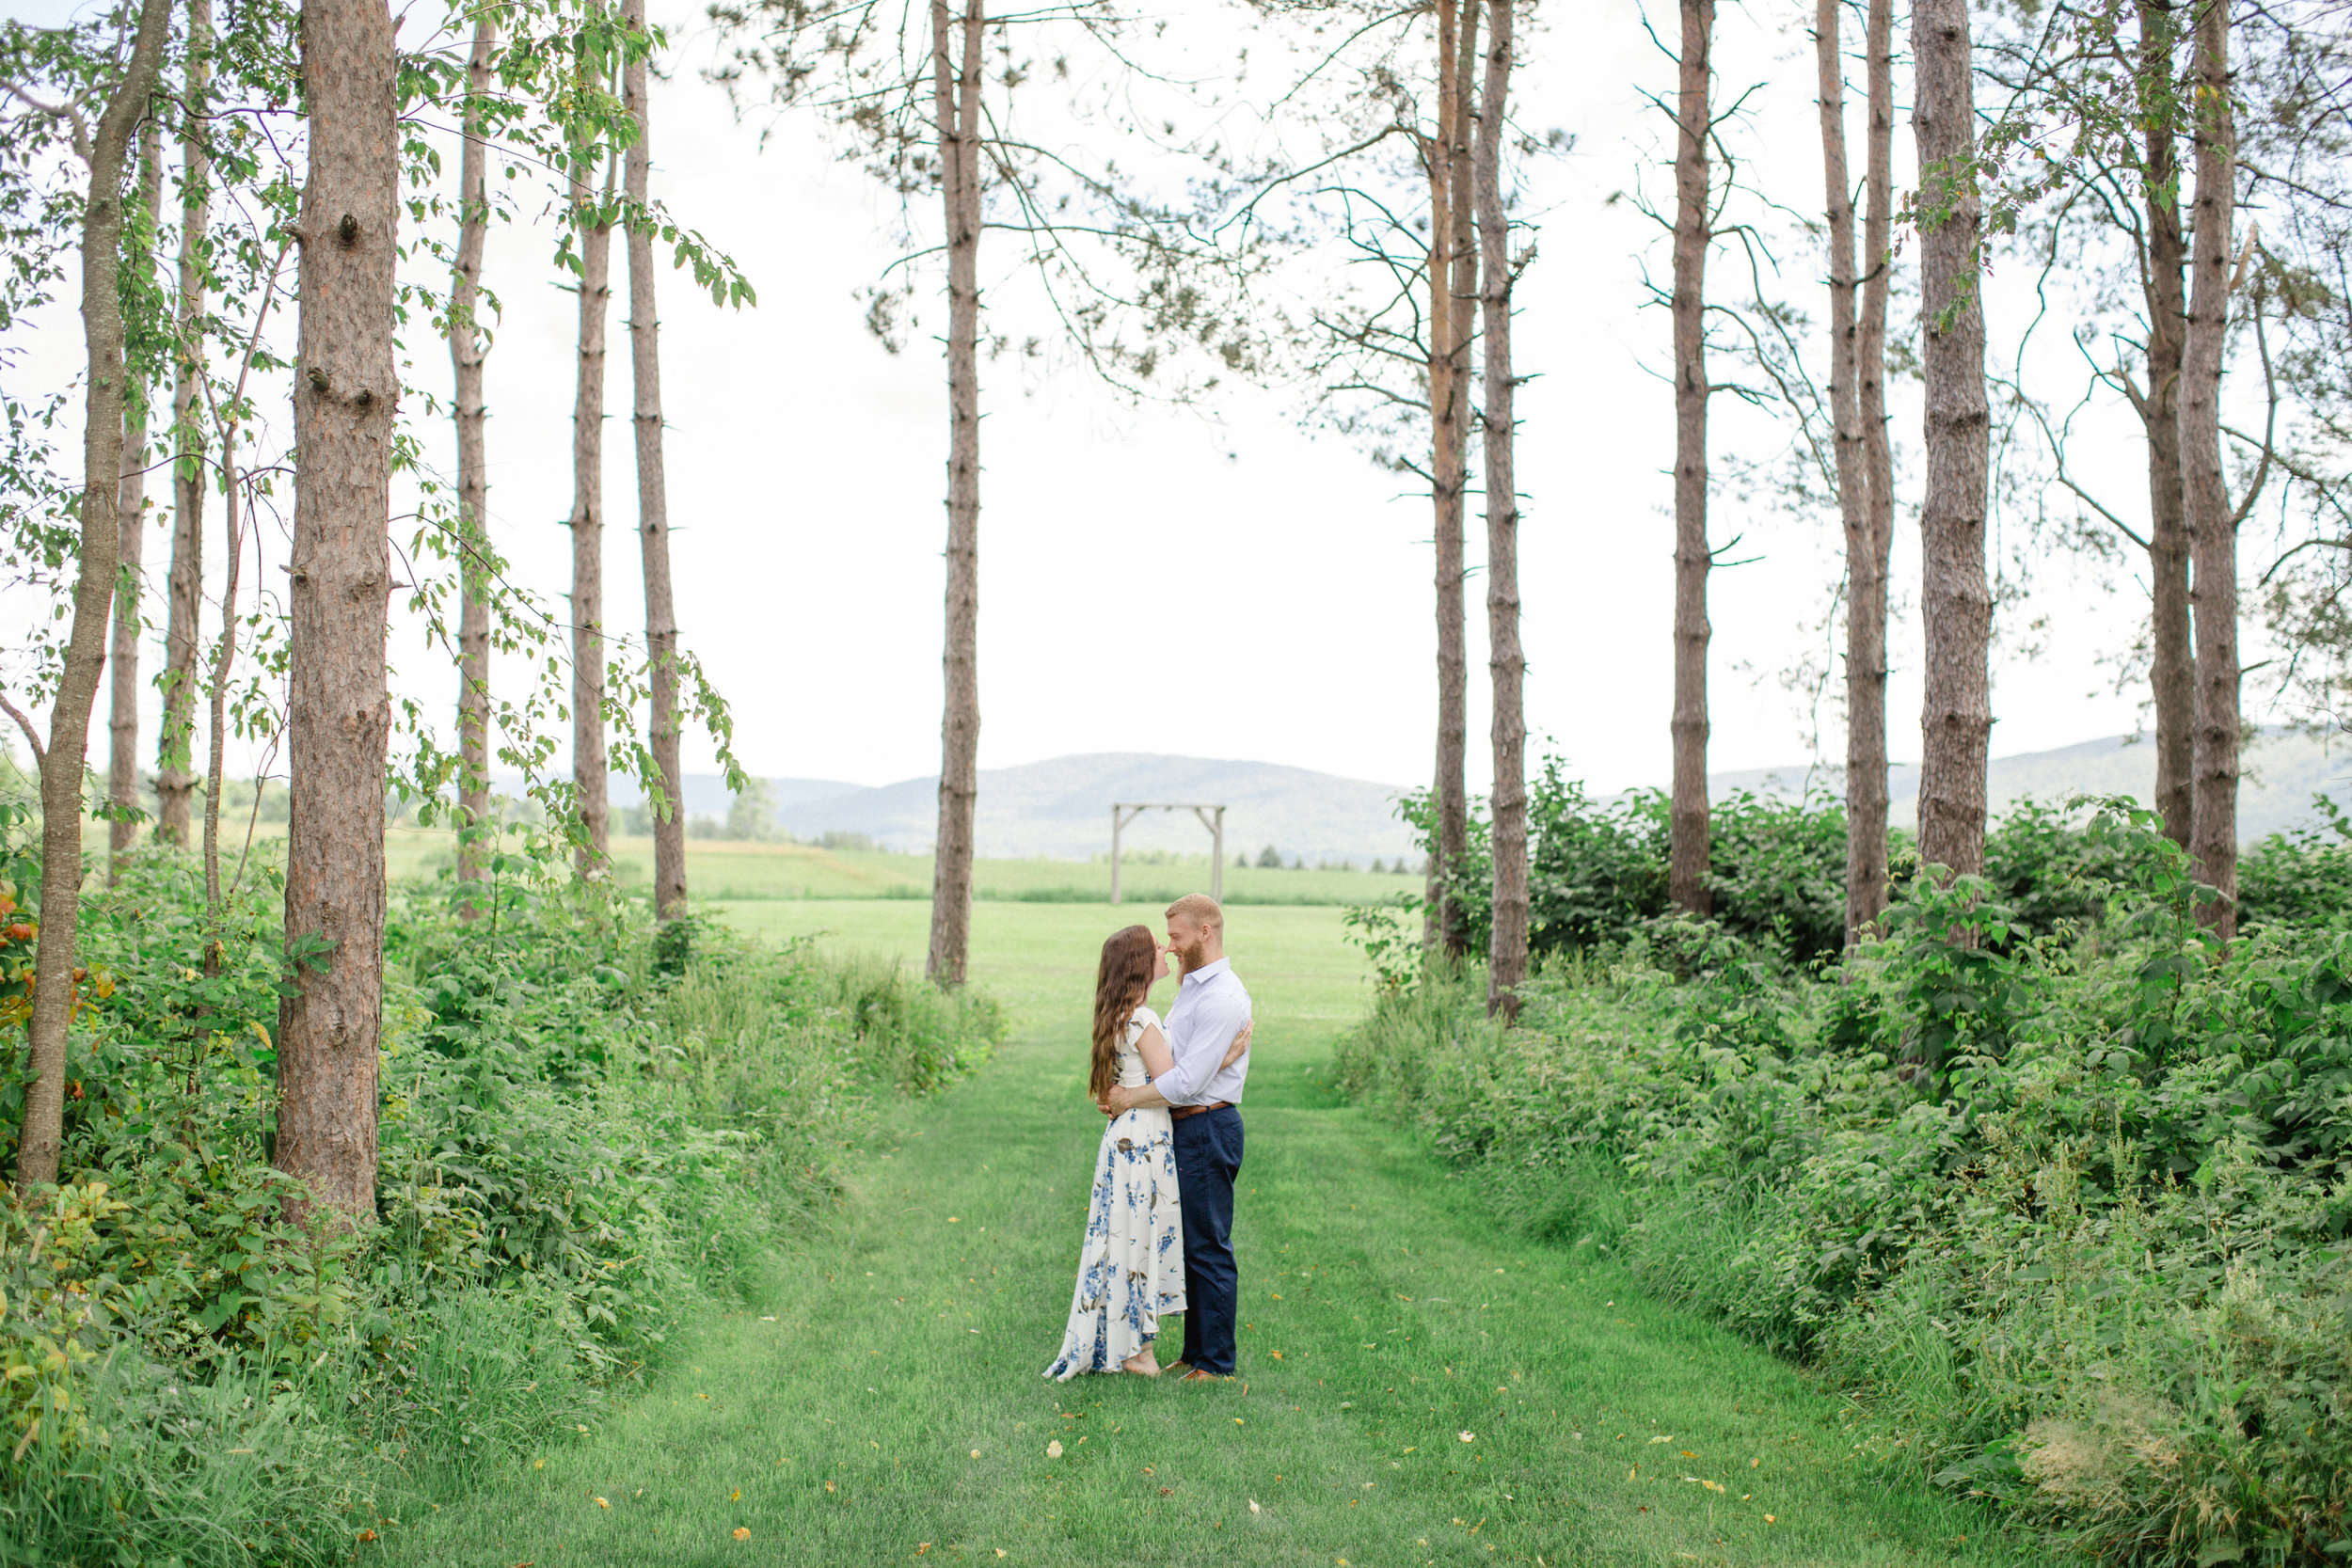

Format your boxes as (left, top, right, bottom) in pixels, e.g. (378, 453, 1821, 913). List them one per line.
(1047, 1440, 1064, 1458)
(733, 1528, 751, 1540)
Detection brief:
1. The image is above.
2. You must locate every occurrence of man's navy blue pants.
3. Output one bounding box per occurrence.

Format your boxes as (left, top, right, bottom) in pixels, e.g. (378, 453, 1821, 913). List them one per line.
(1172, 1105, 1244, 1376)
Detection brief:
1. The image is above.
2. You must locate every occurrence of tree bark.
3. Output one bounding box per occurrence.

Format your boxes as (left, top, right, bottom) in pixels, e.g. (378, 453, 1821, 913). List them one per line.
(1852, 0, 1897, 927)
(452, 11, 494, 911)
(623, 0, 686, 921)
(2182, 0, 2236, 937)
(2137, 0, 2195, 849)
(1668, 0, 1714, 918)
(1476, 0, 1525, 1020)
(157, 0, 212, 849)
(1425, 0, 1476, 959)
(925, 0, 984, 988)
(109, 123, 165, 877)
(1854, 0, 1897, 904)
(1911, 0, 1993, 879)
(1827, 0, 1897, 940)
(202, 432, 244, 921)
(14, 0, 173, 1196)
(570, 131, 615, 872)
(274, 0, 398, 1227)
(1820, 0, 1865, 931)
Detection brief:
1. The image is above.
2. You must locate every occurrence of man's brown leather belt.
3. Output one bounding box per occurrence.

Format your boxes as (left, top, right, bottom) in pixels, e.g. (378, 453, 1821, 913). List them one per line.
(1170, 1101, 1233, 1120)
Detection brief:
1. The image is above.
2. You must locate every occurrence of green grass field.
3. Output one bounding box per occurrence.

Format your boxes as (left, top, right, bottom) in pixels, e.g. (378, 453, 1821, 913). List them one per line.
(385, 900, 2018, 1568)
(377, 828, 1419, 906)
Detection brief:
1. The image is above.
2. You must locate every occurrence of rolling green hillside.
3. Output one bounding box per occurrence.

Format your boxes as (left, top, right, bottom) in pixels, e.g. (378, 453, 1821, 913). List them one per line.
(384, 827, 1421, 906)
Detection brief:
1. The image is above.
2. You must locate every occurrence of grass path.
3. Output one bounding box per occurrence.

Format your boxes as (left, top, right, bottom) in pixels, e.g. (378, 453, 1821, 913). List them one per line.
(389, 903, 2015, 1568)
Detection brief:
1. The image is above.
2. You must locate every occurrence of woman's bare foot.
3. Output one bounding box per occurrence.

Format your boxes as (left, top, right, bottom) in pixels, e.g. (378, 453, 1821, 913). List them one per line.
(1121, 1349, 1162, 1377)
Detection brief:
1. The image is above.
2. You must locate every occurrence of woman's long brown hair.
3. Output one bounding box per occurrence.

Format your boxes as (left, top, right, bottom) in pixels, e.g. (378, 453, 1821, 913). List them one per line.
(1091, 924, 1159, 1101)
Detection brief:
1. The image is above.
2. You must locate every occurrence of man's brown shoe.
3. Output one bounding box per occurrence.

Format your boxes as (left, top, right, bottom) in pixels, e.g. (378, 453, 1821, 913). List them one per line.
(1178, 1368, 1232, 1383)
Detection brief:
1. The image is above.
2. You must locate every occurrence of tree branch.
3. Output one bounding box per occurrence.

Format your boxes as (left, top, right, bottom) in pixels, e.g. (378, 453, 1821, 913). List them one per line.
(0, 692, 46, 766)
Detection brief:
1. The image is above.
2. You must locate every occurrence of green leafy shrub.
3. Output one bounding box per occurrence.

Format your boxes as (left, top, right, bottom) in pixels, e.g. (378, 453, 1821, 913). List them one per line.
(1338, 803, 2352, 1564)
(2239, 794, 2352, 929)
(0, 854, 1002, 1563)
(1404, 756, 2352, 967)
(1404, 760, 1859, 964)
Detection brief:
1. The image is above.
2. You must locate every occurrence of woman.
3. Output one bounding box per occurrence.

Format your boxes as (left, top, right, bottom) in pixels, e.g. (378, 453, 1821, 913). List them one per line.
(1044, 924, 1250, 1379)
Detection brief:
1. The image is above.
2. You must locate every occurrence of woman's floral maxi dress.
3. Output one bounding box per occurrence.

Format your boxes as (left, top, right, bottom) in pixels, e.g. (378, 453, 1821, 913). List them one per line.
(1044, 1006, 1186, 1379)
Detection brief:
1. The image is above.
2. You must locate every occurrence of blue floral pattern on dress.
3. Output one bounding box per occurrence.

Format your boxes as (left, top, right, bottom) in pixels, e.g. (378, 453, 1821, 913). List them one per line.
(1044, 1007, 1186, 1379)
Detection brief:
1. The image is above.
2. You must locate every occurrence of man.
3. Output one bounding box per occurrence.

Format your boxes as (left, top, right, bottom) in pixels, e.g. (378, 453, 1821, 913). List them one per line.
(1102, 893, 1251, 1383)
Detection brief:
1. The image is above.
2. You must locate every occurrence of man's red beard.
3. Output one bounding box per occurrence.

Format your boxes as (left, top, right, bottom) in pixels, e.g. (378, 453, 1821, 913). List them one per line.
(1174, 937, 1210, 973)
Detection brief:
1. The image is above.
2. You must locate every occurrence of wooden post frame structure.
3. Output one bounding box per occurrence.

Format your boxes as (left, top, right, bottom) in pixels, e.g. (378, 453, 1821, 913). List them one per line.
(1109, 802, 1227, 905)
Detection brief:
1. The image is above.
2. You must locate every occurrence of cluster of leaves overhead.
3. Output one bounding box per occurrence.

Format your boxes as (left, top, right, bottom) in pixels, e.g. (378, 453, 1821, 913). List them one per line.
(706, 0, 1277, 399)
(1973, 0, 2352, 730)
(0, 0, 756, 862)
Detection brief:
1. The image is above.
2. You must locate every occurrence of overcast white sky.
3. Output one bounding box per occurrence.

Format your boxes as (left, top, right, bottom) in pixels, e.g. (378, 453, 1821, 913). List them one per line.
(5, 0, 2206, 800)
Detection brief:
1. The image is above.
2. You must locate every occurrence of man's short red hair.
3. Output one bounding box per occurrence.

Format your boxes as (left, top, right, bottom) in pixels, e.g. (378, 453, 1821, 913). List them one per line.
(1164, 893, 1224, 929)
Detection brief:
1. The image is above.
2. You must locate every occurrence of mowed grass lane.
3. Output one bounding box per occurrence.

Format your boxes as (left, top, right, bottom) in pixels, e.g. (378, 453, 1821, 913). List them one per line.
(388, 902, 2017, 1568)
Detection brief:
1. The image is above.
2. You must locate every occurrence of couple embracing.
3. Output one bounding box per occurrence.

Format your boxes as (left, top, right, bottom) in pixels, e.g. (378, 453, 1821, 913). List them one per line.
(1044, 894, 1252, 1384)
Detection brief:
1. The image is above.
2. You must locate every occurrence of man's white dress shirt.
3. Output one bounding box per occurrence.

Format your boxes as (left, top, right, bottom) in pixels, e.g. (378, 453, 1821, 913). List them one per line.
(1152, 956, 1252, 1107)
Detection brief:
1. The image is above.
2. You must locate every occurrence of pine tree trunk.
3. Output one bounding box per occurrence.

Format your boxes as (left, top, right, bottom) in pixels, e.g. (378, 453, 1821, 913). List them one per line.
(1849, 0, 1896, 931)
(15, 0, 173, 1196)
(1911, 0, 1992, 879)
(1425, 0, 1476, 959)
(2182, 0, 2237, 938)
(925, 0, 984, 988)
(274, 0, 398, 1227)
(110, 125, 165, 877)
(623, 0, 686, 921)
(1668, 0, 1714, 919)
(570, 136, 615, 872)
(1476, 0, 1525, 1020)
(1820, 0, 1865, 932)
(158, 0, 212, 849)
(202, 438, 244, 920)
(2137, 0, 2195, 850)
(1827, 0, 1896, 940)
(452, 12, 495, 911)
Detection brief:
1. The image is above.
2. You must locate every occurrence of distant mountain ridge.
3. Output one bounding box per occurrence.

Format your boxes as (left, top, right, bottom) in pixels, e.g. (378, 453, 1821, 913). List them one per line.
(610, 753, 1422, 864)
(605, 730, 2352, 864)
(1703, 727, 2352, 843)
(777, 754, 1421, 864)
